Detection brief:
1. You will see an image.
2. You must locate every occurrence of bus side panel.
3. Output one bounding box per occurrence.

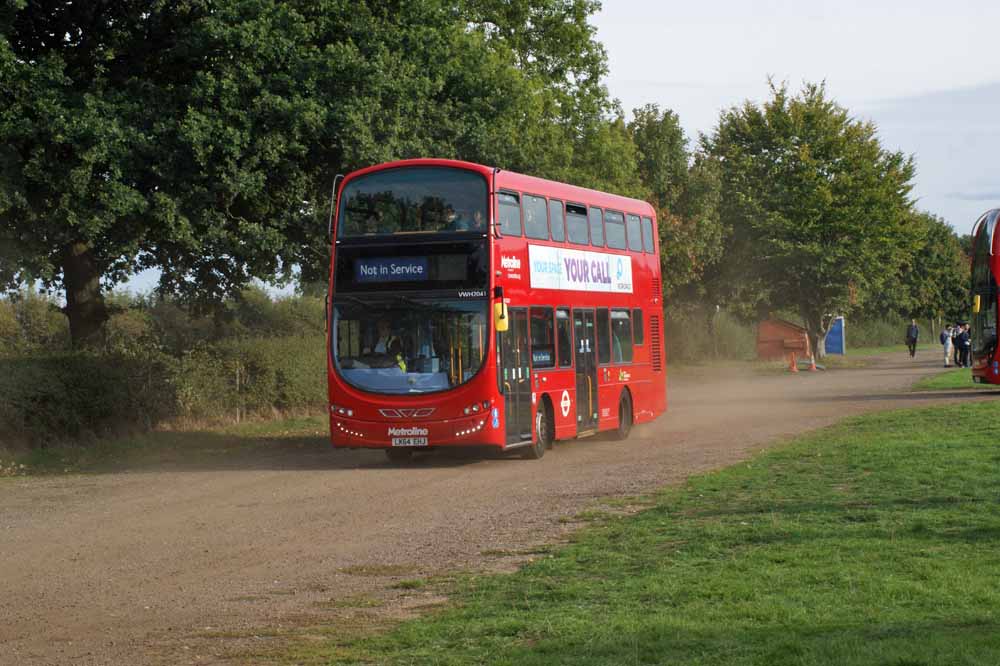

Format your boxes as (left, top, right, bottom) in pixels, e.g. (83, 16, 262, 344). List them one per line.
(539, 370, 577, 440)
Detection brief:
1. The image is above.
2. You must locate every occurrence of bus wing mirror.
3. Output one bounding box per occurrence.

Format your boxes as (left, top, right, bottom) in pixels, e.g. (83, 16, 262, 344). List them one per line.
(973, 294, 981, 313)
(494, 302, 509, 332)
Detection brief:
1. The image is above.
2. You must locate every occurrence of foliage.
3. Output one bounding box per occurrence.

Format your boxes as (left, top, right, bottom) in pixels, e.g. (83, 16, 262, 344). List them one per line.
(845, 316, 933, 349)
(628, 104, 725, 302)
(0, 0, 629, 344)
(0, 290, 69, 354)
(297, 402, 1000, 665)
(174, 334, 326, 420)
(0, 350, 176, 445)
(0, 288, 327, 445)
(664, 306, 756, 363)
(703, 81, 919, 355)
(863, 212, 970, 322)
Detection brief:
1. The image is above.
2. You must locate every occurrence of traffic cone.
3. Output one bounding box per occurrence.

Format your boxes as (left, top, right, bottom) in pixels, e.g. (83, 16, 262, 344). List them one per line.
(808, 355, 818, 372)
(788, 352, 798, 373)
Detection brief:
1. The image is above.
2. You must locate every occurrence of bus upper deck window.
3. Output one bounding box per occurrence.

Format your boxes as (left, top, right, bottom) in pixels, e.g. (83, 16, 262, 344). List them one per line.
(549, 199, 565, 242)
(641, 217, 655, 254)
(605, 211, 626, 250)
(626, 214, 642, 252)
(498, 192, 522, 236)
(524, 195, 549, 240)
(589, 207, 605, 247)
(566, 203, 589, 245)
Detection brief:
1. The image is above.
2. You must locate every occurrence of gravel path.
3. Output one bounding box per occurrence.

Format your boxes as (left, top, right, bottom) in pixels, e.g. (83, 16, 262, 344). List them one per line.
(0, 348, 990, 665)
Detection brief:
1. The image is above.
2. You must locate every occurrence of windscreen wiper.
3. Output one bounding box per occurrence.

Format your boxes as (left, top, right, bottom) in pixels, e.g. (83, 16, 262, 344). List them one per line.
(393, 294, 428, 309)
(332, 295, 373, 308)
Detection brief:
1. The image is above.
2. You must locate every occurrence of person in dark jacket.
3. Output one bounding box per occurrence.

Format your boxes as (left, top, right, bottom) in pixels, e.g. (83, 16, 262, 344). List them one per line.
(952, 324, 962, 366)
(957, 324, 972, 368)
(905, 319, 919, 358)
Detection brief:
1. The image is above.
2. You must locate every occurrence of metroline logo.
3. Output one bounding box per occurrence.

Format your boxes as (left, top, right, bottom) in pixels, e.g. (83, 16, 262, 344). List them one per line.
(501, 255, 521, 270)
(388, 426, 429, 437)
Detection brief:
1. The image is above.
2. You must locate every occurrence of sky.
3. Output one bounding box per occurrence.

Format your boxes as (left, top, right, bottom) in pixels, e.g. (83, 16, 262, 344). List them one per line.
(592, 0, 1000, 232)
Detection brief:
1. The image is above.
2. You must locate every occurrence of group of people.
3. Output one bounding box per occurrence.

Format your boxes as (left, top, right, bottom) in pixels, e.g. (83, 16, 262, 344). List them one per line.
(939, 322, 972, 368)
(906, 319, 973, 367)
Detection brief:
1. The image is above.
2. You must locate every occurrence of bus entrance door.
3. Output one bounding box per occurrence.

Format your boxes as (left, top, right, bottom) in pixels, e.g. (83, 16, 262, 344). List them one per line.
(573, 310, 599, 432)
(501, 308, 533, 445)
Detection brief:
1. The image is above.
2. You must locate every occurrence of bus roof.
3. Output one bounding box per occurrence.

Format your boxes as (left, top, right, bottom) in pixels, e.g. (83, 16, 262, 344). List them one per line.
(345, 158, 656, 218)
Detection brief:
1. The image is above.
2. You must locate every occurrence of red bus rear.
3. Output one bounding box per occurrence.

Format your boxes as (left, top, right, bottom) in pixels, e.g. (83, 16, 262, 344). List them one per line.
(326, 159, 667, 461)
(971, 209, 1000, 383)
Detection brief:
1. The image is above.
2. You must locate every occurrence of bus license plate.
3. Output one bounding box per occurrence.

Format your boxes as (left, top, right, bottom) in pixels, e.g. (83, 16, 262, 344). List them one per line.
(391, 436, 428, 447)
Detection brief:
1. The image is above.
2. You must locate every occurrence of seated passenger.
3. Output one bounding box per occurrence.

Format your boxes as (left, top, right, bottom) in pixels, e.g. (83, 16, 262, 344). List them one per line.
(446, 209, 486, 232)
(363, 210, 383, 235)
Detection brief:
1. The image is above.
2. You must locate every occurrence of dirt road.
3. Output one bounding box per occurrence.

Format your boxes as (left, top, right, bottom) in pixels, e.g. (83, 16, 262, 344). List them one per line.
(1, 349, 991, 665)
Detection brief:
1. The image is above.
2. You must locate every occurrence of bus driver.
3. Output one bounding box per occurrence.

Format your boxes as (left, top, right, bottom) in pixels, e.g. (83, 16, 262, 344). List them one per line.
(363, 319, 406, 371)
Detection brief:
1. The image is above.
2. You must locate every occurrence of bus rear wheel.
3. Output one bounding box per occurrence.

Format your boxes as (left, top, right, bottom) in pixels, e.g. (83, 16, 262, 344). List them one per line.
(385, 448, 414, 464)
(612, 392, 633, 441)
(523, 401, 553, 460)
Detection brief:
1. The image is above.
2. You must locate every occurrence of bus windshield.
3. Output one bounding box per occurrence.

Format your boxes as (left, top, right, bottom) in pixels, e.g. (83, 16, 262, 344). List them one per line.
(338, 166, 489, 237)
(332, 297, 488, 394)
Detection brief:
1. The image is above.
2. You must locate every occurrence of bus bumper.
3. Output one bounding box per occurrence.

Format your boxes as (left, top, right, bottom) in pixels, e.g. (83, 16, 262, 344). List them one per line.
(329, 410, 505, 449)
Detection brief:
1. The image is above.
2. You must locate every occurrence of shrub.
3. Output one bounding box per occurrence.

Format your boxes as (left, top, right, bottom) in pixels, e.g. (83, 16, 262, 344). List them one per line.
(664, 307, 756, 363)
(0, 288, 331, 445)
(0, 350, 176, 445)
(174, 334, 327, 421)
(0, 300, 18, 351)
(847, 317, 936, 349)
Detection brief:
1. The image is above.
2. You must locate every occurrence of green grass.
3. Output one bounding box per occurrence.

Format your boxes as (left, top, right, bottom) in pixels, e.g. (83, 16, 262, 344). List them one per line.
(912, 368, 1000, 391)
(293, 403, 1000, 665)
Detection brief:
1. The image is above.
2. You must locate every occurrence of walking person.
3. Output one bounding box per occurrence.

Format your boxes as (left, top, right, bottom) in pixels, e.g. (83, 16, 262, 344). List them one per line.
(905, 319, 919, 358)
(941, 324, 954, 367)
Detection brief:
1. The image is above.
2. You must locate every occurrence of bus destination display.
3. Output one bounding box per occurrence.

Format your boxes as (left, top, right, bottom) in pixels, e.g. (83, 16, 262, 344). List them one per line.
(355, 257, 429, 283)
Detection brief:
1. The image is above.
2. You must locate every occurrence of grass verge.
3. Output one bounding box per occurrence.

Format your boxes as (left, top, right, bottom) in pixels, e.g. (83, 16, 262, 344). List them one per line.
(912, 368, 1000, 392)
(292, 403, 1000, 665)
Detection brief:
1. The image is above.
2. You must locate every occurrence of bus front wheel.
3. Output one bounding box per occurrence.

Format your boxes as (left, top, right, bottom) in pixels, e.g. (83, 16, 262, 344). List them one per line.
(523, 400, 553, 460)
(612, 392, 633, 441)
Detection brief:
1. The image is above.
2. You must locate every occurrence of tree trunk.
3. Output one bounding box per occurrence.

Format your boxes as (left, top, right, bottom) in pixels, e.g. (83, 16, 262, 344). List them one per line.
(803, 313, 829, 360)
(62, 241, 108, 348)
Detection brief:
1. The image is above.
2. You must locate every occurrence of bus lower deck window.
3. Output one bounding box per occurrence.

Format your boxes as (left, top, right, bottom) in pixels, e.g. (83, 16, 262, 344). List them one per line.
(611, 309, 633, 363)
(557, 308, 572, 367)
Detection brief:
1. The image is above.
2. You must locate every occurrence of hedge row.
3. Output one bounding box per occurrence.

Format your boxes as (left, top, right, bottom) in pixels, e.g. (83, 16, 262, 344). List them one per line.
(0, 334, 327, 447)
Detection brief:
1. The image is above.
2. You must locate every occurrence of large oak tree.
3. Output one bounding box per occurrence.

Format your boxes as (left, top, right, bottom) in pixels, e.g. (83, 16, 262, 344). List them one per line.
(0, 0, 624, 345)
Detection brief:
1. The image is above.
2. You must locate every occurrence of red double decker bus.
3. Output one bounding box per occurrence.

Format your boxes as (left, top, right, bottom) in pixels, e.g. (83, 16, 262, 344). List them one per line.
(326, 159, 666, 461)
(971, 208, 1000, 383)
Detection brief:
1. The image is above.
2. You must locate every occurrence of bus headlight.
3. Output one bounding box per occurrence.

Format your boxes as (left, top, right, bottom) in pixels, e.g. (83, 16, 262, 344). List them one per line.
(464, 401, 489, 415)
(331, 404, 353, 417)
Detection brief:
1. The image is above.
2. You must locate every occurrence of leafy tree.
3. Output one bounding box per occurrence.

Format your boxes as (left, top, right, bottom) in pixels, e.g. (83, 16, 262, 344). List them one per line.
(627, 104, 725, 303)
(1, 0, 622, 345)
(866, 212, 970, 323)
(703, 81, 918, 356)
